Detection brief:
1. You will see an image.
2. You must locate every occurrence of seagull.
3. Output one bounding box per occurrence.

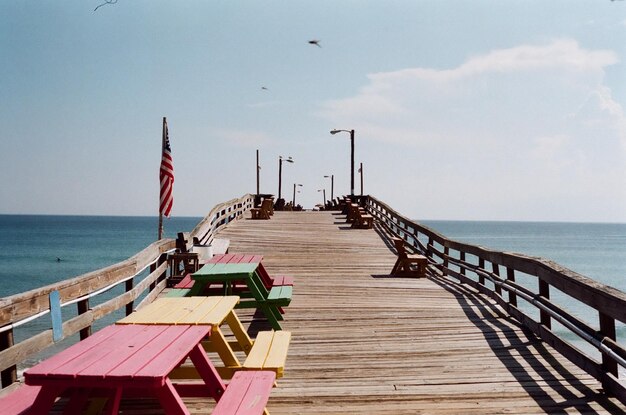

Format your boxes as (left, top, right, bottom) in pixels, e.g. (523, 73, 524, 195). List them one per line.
(94, 0, 118, 11)
(308, 40, 321, 48)
(261, 86, 269, 91)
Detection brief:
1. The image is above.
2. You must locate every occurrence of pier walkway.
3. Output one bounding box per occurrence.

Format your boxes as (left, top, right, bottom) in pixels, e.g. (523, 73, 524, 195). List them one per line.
(203, 210, 625, 414)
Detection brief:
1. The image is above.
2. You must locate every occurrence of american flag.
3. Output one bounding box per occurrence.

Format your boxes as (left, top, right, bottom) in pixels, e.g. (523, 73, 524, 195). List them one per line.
(159, 119, 174, 217)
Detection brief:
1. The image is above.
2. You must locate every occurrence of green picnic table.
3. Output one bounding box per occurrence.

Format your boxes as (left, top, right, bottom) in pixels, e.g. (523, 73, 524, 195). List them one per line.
(190, 262, 292, 330)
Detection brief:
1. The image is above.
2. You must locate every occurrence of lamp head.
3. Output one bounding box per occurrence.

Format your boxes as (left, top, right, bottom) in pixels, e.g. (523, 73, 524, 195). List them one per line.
(330, 129, 340, 135)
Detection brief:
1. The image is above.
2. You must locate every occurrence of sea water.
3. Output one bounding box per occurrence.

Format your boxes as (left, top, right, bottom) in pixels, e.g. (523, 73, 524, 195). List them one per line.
(0, 215, 201, 298)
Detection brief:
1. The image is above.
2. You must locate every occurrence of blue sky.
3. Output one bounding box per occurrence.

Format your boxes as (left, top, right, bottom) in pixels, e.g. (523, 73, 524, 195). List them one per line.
(1, 1, 625, 222)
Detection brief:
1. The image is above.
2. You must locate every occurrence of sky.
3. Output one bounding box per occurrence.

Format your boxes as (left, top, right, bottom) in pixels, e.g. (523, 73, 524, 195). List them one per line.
(1, 1, 625, 222)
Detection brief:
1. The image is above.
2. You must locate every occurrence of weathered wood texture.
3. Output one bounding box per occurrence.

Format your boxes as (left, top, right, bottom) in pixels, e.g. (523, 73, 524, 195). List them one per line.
(208, 210, 625, 414)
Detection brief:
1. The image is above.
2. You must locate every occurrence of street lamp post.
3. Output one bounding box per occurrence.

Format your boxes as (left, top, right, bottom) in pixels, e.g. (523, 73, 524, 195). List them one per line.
(317, 189, 326, 209)
(324, 174, 334, 202)
(256, 149, 260, 197)
(293, 183, 303, 206)
(359, 162, 363, 196)
(330, 129, 355, 196)
(278, 156, 293, 201)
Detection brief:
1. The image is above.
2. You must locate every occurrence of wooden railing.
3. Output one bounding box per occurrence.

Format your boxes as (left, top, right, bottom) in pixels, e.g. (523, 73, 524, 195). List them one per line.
(363, 195, 626, 404)
(189, 194, 254, 247)
(0, 193, 254, 390)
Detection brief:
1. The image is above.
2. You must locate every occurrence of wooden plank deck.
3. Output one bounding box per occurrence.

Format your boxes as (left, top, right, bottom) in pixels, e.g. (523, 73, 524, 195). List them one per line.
(206, 210, 625, 414)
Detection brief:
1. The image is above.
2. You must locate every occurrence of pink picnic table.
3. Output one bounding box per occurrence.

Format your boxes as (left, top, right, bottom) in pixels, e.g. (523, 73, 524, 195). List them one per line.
(24, 324, 224, 415)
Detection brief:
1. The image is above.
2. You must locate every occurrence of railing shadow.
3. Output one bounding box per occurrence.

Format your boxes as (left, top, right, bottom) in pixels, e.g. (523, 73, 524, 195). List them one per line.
(427, 273, 622, 414)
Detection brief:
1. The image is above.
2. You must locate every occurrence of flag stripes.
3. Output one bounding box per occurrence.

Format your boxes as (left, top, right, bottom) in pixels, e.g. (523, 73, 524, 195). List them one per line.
(160, 119, 174, 217)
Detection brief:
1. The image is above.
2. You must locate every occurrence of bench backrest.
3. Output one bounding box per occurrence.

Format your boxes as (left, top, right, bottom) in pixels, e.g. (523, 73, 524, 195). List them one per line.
(392, 237, 407, 259)
(261, 198, 273, 213)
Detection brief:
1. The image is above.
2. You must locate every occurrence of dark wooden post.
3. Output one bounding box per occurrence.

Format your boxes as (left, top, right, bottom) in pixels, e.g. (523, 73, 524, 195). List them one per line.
(539, 279, 551, 329)
(125, 279, 134, 317)
(0, 329, 17, 387)
(506, 267, 517, 307)
(599, 312, 618, 379)
(492, 263, 502, 295)
(77, 299, 92, 340)
(459, 251, 466, 283)
(442, 245, 449, 277)
(427, 237, 434, 260)
(478, 258, 485, 285)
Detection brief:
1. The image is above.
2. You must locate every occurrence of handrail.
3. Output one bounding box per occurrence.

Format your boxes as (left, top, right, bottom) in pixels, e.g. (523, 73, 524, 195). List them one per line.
(0, 194, 254, 389)
(362, 194, 626, 404)
(189, 193, 255, 247)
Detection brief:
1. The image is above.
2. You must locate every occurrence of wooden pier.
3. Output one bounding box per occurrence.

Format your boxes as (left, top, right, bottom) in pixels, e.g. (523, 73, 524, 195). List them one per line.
(1, 194, 625, 414)
(211, 209, 625, 414)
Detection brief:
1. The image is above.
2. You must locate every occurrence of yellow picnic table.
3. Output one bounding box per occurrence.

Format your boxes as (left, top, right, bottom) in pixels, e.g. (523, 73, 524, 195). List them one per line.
(117, 296, 290, 379)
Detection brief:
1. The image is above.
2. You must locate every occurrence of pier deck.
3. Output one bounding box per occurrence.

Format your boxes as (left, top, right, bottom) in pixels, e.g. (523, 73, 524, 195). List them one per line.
(204, 210, 624, 414)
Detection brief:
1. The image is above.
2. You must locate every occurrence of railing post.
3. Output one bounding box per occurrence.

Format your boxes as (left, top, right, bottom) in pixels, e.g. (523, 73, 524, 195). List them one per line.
(0, 329, 17, 387)
(492, 263, 501, 295)
(478, 258, 485, 285)
(125, 278, 134, 317)
(506, 267, 517, 307)
(77, 299, 92, 339)
(459, 252, 466, 282)
(539, 279, 551, 329)
(442, 245, 449, 277)
(427, 237, 434, 261)
(599, 312, 618, 379)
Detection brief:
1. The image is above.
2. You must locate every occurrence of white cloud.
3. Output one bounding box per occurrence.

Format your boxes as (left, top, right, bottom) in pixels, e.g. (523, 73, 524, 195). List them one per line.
(319, 40, 626, 222)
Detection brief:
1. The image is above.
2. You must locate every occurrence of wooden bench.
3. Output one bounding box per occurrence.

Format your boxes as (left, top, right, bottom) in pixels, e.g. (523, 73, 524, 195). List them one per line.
(390, 237, 428, 278)
(212, 370, 275, 415)
(251, 199, 273, 220)
(243, 331, 291, 378)
(347, 203, 373, 229)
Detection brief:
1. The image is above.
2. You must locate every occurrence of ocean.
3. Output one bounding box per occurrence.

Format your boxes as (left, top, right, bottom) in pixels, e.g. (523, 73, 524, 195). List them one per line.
(0, 215, 201, 298)
(0, 215, 624, 373)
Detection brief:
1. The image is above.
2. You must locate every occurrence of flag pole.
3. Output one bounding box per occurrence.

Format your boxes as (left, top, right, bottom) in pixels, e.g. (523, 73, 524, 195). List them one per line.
(158, 117, 166, 240)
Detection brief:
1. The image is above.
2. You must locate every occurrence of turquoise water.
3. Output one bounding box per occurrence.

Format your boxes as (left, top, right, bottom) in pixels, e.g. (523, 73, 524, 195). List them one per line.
(422, 220, 626, 292)
(0, 215, 201, 298)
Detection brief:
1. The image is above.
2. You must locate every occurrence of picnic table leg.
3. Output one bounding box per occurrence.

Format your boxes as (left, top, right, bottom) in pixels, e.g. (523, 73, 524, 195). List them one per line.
(101, 386, 122, 415)
(210, 326, 242, 368)
(260, 305, 282, 331)
(187, 282, 204, 297)
(188, 343, 227, 401)
(225, 311, 254, 354)
(29, 384, 66, 414)
(154, 379, 190, 415)
(62, 388, 92, 414)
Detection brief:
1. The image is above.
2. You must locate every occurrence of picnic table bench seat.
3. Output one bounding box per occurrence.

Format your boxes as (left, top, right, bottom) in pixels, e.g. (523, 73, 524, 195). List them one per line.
(212, 371, 275, 415)
(242, 331, 291, 378)
(346, 203, 373, 229)
(0, 384, 41, 415)
(390, 237, 428, 278)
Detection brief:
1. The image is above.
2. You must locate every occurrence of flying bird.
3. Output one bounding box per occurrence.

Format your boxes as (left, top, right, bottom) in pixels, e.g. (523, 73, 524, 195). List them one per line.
(308, 40, 321, 48)
(94, 0, 118, 11)
(261, 86, 269, 91)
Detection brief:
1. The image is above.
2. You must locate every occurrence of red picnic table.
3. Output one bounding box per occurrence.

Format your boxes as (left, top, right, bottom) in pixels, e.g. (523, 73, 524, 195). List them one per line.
(24, 324, 224, 414)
